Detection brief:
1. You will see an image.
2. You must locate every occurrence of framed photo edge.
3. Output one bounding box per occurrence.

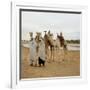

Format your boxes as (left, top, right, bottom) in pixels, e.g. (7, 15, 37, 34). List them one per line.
(11, 1, 88, 89)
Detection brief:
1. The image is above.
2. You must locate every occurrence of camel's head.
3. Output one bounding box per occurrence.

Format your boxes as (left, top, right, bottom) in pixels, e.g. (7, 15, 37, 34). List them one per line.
(29, 32, 33, 37)
(48, 30, 50, 35)
(35, 32, 42, 43)
(60, 32, 63, 36)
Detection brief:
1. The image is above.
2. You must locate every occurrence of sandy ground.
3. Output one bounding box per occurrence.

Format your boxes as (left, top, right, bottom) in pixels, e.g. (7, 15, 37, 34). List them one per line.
(20, 46, 80, 79)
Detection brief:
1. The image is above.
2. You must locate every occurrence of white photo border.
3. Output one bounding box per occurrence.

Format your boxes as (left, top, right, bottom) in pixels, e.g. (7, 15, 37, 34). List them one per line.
(11, 2, 88, 88)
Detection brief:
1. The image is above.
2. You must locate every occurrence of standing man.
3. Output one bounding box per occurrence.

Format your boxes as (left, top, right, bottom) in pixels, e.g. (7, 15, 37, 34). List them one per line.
(29, 32, 37, 66)
(38, 36, 46, 66)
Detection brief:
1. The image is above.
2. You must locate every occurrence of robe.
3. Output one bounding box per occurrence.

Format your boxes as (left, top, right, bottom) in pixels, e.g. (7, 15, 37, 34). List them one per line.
(29, 39, 37, 64)
(38, 40, 46, 61)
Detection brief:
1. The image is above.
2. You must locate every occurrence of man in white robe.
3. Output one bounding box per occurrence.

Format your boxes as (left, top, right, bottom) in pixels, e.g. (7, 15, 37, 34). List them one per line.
(29, 38, 37, 66)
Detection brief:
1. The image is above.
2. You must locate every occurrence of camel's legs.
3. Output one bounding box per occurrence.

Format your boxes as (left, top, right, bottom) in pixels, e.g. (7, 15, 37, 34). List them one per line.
(50, 47, 52, 62)
(45, 47, 50, 62)
(50, 47, 54, 62)
(45, 46, 55, 62)
(53, 47, 54, 61)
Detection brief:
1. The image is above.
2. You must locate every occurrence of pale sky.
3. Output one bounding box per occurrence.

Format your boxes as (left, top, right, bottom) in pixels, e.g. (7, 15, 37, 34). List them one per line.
(22, 11, 81, 40)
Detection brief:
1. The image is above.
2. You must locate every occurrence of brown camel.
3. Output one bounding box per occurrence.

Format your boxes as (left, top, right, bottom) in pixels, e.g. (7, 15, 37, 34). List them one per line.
(57, 32, 67, 61)
(44, 31, 55, 62)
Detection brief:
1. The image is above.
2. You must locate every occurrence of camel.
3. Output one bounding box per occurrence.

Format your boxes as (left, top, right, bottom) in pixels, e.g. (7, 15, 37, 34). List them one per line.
(57, 32, 67, 62)
(44, 30, 55, 62)
(35, 32, 41, 52)
(44, 31, 67, 62)
(57, 32, 64, 47)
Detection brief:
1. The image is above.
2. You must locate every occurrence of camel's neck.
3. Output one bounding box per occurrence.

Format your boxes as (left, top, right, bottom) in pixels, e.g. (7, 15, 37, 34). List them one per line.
(57, 35, 65, 47)
(44, 34, 54, 47)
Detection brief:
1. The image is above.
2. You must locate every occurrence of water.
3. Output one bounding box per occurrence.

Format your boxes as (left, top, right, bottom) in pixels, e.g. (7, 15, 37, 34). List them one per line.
(67, 44, 80, 51)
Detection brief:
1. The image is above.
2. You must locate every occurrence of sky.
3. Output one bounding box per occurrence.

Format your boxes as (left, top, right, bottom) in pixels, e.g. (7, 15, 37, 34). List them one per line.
(22, 11, 81, 40)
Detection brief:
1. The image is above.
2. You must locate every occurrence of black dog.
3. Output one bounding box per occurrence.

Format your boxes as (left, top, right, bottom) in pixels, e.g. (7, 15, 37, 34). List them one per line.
(38, 57, 45, 67)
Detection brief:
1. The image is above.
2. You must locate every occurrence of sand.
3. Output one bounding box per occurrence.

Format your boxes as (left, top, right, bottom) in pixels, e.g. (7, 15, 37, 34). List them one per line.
(20, 46, 80, 79)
